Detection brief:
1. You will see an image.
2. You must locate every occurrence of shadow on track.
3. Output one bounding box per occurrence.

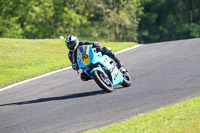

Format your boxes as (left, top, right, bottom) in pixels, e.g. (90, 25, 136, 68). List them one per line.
(0, 90, 105, 107)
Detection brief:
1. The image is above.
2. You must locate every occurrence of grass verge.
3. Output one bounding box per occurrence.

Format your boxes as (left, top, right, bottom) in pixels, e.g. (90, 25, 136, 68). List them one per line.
(85, 96, 200, 133)
(0, 38, 138, 87)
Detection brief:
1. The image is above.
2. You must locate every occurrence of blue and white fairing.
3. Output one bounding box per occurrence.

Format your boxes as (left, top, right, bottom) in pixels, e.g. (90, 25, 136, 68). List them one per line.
(77, 45, 123, 86)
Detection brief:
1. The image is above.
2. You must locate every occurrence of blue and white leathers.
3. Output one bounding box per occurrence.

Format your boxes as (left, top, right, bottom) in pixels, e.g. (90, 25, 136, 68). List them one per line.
(77, 45, 123, 86)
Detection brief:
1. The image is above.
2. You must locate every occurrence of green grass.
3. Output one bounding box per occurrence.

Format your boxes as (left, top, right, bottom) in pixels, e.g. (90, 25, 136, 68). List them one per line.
(0, 38, 137, 87)
(85, 96, 200, 133)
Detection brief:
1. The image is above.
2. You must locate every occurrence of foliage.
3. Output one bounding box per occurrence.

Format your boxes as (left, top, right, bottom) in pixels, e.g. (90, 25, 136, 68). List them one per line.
(0, 0, 200, 42)
(0, 0, 141, 41)
(102, 0, 142, 41)
(138, 0, 200, 43)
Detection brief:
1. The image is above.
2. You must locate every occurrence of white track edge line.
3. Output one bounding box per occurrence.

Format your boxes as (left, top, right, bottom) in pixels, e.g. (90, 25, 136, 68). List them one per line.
(0, 67, 72, 92)
(0, 44, 142, 92)
(115, 45, 142, 54)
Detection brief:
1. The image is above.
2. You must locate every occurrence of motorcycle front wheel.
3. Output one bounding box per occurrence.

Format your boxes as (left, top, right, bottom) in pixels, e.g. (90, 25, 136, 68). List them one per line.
(92, 70, 113, 92)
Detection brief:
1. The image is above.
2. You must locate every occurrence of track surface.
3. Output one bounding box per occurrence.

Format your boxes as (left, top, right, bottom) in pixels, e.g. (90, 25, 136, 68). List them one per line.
(0, 38, 200, 133)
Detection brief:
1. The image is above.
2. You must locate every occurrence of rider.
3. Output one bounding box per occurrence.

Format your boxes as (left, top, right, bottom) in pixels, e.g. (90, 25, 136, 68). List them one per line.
(65, 35, 124, 81)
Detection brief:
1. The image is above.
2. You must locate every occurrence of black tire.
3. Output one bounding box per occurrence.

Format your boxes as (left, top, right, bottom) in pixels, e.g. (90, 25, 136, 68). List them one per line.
(92, 70, 113, 92)
(121, 72, 132, 87)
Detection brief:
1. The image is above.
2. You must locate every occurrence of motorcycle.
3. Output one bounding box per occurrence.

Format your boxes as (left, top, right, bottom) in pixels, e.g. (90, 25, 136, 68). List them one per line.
(76, 45, 132, 92)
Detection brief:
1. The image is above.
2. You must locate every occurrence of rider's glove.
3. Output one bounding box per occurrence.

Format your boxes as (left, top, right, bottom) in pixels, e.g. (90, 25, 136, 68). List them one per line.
(93, 42, 101, 48)
(93, 42, 101, 52)
(72, 63, 79, 70)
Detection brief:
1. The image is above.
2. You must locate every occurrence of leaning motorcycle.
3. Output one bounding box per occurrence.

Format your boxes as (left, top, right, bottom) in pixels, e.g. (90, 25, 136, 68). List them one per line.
(76, 45, 132, 92)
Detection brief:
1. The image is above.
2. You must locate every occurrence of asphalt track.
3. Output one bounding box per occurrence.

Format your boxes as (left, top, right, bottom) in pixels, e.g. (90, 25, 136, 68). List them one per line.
(0, 38, 200, 133)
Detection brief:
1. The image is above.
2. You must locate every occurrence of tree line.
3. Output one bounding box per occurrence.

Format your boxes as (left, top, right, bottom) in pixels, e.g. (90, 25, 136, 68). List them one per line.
(0, 0, 199, 43)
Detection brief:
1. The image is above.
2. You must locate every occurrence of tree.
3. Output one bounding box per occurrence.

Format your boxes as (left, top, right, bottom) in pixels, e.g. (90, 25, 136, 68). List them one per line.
(138, 0, 200, 43)
(0, 0, 24, 38)
(103, 0, 142, 41)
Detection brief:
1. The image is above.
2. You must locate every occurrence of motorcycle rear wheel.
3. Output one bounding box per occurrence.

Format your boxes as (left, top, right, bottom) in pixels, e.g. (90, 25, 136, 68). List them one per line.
(92, 70, 113, 92)
(121, 72, 132, 87)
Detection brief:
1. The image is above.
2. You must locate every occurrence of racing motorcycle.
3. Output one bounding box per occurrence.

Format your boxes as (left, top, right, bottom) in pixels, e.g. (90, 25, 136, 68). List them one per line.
(76, 45, 132, 92)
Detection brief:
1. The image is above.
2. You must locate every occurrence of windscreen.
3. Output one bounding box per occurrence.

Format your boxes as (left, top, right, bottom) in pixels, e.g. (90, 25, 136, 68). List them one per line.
(77, 45, 88, 57)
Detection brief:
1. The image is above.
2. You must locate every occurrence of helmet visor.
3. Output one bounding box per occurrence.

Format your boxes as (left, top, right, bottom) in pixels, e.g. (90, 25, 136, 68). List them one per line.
(67, 42, 76, 50)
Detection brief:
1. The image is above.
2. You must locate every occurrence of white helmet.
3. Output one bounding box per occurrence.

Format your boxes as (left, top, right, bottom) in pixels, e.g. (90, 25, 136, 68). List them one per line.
(65, 35, 79, 50)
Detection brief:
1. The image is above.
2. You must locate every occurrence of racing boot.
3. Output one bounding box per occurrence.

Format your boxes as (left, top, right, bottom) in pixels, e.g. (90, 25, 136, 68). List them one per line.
(80, 71, 92, 81)
(114, 56, 129, 74)
(113, 55, 128, 74)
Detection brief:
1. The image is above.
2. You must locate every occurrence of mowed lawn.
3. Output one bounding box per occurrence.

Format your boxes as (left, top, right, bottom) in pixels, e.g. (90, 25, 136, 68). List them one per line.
(0, 38, 137, 87)
(86, 96, 200, 133)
